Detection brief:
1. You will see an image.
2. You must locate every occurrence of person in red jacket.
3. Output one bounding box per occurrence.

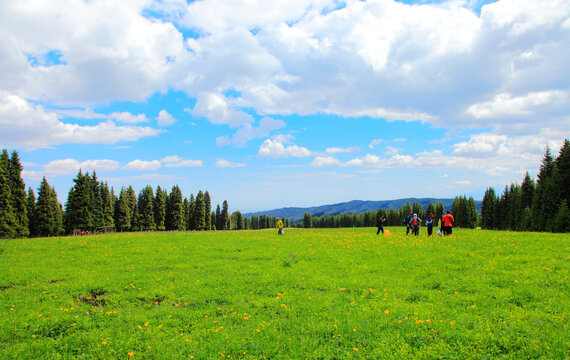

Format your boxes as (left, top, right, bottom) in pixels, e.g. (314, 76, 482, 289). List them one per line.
(442, 211, 455, 235)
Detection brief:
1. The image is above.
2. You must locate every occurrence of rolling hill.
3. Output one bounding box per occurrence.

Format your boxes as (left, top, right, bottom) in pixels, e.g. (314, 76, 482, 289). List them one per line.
(243, 198, 482, 222)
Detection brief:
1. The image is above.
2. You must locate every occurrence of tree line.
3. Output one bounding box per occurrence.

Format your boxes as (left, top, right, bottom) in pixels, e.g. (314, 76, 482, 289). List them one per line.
(0, 149, 231, 238)
(292, 196, 478, 229)
(480, 140, 570, 233)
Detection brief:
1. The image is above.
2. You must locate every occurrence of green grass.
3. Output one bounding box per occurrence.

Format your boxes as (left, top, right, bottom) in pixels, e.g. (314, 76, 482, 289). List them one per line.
(0, 228, 568, 359)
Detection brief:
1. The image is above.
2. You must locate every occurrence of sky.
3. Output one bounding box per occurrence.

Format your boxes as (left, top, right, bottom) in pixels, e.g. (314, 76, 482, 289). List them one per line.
(0, 0, 569, 213)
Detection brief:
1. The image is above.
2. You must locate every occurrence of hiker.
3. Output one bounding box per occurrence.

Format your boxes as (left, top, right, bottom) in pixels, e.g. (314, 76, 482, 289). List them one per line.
(442, 211, 455, 235)
(404, 212, 413, 235)
(276, 218, 284, 235)
(426, 213, 434, 236)
(376, 214, 386, 235)
(411, 213, 422, 236)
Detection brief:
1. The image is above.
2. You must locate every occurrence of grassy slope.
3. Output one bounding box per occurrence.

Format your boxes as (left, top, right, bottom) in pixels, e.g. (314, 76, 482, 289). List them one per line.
(0, 228, 568, 359)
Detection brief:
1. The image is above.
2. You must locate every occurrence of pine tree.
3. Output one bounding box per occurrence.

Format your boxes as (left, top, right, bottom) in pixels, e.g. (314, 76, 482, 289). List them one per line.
(204, 191, 212, 231)
(8, 151, 29, 237)
(154, 186, 167, 231)
(0, 150, 16, 238)
(551, 200, 570, 233)
(114, 187, 132, 231)
(435, 201, 445, 227)
(215, 204, 221, 231)
(194, 190, 206, 230)
(466, 197, 478, 229)
(65, 170, 93, 233)
(222, 201, 230, 230)
(187, 194, 195, 230)
(90, 172, 104, 231)
(35, 177, 59, 237)
(303, 212, 312, 228)
(137, 185, 155, 230)
(481, 187, 496, 229)
(532, 147, 555, 231)
(166, 185, 185, 231)
(100, 182, 115, 231)
(555, 139, 570, 206)
(521, 172, 535, 210)
(27, 187, 36, 237)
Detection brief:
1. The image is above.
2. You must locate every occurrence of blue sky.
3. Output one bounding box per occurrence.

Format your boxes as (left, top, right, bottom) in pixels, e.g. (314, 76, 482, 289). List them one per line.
(1, 0, 569, 213)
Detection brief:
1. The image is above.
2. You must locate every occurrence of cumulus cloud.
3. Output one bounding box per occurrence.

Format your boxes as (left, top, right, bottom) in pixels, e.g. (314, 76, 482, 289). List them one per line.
(0, 92, 162, 150)
(42, 159, 120, 176)
(123, 160, 162, 171)
(160, 155, 202, 167)
(110, 112, 149, 124)
(216, 117, 285, 146)
(157, 109, 177, 127)
(326, 146, 359, 154)
(312, 155, 341, 167)
(215, 159, 246, 168)
(258, 138, 313, 158)
(368, 139, 383, 149)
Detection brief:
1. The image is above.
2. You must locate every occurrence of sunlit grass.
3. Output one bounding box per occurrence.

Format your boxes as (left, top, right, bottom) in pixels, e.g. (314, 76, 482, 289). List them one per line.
(0, 228, 568, 359)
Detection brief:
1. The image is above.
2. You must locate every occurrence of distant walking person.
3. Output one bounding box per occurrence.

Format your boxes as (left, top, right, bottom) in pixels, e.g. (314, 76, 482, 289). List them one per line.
(404, 212, 413, 235)
(276, 218, 284, 235)
(442, 211, 455, 235)
(411, 214, 422, 236)
(426, 213, 434, 236)
(376, 214, 386, 235)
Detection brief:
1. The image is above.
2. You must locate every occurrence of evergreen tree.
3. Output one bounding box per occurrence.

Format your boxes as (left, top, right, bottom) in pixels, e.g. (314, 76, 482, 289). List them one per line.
(35, 177, 59, 237)
(544, 165, 562, 232)
(27, 187, 36, 237)
(187, 194, 195, 230)
(114, 187, 132, 231)
(137, 185, 156, 230)
(555, 139, 570, 206)
(551, 200, 570, 233)
(204, 191, 212, 231)
(126, 186, 137, 225)
(233, 211, 243, 230)
(215, 204, 221, 231)
(466, 197, 478, 229)
(100, 182, 115, 231)
(435, 201, 445, 227)
(521, 172, 535, 210)
(532, 147, 555, 231)
(8, 151, 29, 237)
(222, 200, 230, 230)
(90, 172, 104, 231)
(0, 150, 16, 238)
(154, 186, 167, 231)
(166, 185, 185, 230)
(303, 212, 312, 228)
(194, 190, 206, 230)
(481, 187, 496, 229)
(65, 170, 93, 233)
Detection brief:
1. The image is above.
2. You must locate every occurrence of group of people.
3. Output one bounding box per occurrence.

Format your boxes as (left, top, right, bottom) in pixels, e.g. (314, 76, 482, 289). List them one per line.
(375, 211, 455, 236)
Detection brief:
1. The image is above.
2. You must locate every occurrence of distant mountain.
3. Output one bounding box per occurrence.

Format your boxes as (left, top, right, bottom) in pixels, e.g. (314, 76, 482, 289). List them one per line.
(243, 198, 482, 222)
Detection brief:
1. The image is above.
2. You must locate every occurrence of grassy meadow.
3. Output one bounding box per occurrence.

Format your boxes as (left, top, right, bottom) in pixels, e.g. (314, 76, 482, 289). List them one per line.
(0, 228, 568, 359)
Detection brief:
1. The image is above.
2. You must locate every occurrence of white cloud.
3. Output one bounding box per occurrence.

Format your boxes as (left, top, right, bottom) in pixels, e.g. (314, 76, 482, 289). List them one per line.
(326, 146, 359, 154)
(164, 159, 202, 168)
(42, 158, 120, 176)
(110, 112, 149, 124)
(123, 160, 162, 171)
(157, 109, 177, 127)
(258, 138, 313, 158)
(192, 92, 254, 128)
(216, 117, 285, 146)
(215, 159, 246, 168)
(465, 90, 568, 119)
(384, 146, 400, 156)
(368, 139, 383, 149)
(312, 155, 341, 167)
(0, 92, 162, 150)
(160, 155, 202, 167)
(455, 180, 472, 185)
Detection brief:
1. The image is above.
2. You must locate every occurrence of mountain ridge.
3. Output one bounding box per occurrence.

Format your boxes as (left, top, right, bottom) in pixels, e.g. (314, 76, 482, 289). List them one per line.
(242, 198, 482, 221)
